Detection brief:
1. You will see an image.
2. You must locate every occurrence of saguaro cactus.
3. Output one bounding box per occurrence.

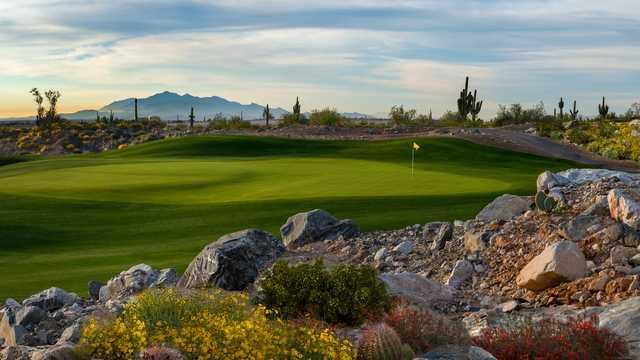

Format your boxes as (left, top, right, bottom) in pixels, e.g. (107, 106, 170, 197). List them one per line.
(558, 97, 565, 119)
(599, 96, 609, 118)
(263, 104, 272, 127)
(569, 100, 579, 120)
(293, 97, 301, 122)
(189, 107, 195, 129)
(457, 76, 482, 121)
(134, 98, 139, 121)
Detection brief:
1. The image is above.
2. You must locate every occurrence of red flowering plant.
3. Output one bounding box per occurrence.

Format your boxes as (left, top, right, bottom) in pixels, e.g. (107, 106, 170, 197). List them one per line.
(472, 314, 628, 360)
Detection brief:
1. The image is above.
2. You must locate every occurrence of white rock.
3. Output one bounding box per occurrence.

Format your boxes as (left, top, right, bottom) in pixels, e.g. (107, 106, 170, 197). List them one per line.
(516, 241, 587, 291)
(392, 241, 415, 256)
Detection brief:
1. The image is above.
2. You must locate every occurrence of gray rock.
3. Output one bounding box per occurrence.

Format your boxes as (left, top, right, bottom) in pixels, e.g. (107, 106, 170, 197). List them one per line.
(56, 322, 81, 345)
(599, 296, 640, 359)
(418, 345, 496, 360)
(423, 222, 453, 251)
(393, 241, 415, 256)
(280, 209, 359, 248)
(559, 215, 599, 241)
(601, 223, 624, 243)
(0, 309, 26, 347)
(99, 264, 160, 302)
(379, 272, 455, 310)
(4, 299, 20, 311)
(446, 260, 474, 289)
(464, 229, 491, 253)
(609, 245, 637, 266)
(537, 170, 571, 192)
(0, 346, 31, 360)
(374, 248, 388, 262)
(153, 268, 179, 288)
(608, 188, 640, 229)
(475, 194, 530, 222)
(87, 281, 102, 301)
(178, 229, 285, 290)
(22, 288, 78, 313)
(558, 168, 639, 185)
(631, 254, 640, 266)
(15, 306, 46, 327)
(496, 300, 519, 313)
(516, 241, 587, 291)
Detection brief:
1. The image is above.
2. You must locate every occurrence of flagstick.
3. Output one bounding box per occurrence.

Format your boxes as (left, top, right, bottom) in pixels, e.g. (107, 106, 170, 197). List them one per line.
(411, 148, 414, 176)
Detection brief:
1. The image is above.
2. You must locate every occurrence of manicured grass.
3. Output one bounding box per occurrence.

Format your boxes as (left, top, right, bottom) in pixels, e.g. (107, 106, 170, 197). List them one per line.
(0, 136, 576, 300)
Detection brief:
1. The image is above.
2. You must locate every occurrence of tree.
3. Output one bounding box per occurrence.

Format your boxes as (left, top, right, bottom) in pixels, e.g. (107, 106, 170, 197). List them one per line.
(389, 105, 417, 125)
(44, 90, 61, 123)
(29, 88, 45, 125)
(263, 104, 273, 127)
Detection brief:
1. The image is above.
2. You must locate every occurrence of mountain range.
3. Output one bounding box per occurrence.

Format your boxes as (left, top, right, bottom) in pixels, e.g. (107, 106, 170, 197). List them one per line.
(0, 92, 373, 122)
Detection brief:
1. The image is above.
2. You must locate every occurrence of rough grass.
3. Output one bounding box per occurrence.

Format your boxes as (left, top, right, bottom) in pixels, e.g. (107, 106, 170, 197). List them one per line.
(0, 136, 576, 299)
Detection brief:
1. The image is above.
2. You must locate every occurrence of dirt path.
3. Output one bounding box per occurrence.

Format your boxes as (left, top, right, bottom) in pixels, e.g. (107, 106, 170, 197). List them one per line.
(260, 126, 640, 172)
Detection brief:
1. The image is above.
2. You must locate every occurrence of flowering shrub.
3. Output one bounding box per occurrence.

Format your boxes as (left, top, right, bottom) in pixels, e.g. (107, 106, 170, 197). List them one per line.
(383, 304, 468, 354)
(472, 315, 628, 360)
(78, 288, 354, 360)
(257, 260, 392, 326)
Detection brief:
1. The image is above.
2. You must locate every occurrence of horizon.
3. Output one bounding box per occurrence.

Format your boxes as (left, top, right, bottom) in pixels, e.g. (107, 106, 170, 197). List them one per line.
(1, 1, 639, 118)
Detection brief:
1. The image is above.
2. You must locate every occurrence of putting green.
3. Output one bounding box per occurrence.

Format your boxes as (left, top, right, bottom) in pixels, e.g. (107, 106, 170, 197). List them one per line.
(0, 136, 575, 300)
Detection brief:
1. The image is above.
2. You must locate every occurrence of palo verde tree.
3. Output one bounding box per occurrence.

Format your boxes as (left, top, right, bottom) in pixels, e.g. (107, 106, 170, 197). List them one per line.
(457, 76, 482, 121)
(293, 97, 301, 123)
(30, 88, 45, 125)
(263, 104, 273, 127)
(599, 96, 609, 118)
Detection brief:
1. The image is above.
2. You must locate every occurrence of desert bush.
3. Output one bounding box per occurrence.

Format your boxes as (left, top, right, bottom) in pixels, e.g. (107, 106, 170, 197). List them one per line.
(383, 304, 468, 354)
(356, 323, 413, 360)
(471, 315, 628, 360)
(492, 102, 545, 127)
(257, 260, 392, 326)
(309, 108, 350, 127)
(389, 105, 417, 126)
(78, 288, 353, 360)
(279, 113, 307, 126)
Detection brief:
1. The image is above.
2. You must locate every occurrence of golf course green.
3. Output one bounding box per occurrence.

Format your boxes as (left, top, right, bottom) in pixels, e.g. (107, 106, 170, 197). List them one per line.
(0, 136, 576, 300)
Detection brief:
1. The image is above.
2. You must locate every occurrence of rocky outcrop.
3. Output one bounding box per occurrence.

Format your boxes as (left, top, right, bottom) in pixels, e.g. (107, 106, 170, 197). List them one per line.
(379, 272, 455, 310)
(475, 194, 530, 222)
(516, 241, 587, 291)
(598, 296, 640, 358)
(178, 229, 285, 290)
(608, 188, 640, 229)
(99, 264, 177, 302)
(280, 209, 359, 248)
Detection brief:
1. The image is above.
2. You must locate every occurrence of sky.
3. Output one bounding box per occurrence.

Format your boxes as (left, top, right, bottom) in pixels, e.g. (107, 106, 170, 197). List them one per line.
(0, 0, 639, 118)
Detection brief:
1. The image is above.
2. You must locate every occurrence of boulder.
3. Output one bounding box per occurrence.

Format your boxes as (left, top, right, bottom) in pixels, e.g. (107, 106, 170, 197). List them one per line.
(379, 272, 455, 310)
(446, 260, 474, 289)
(423, 222, 453, 250)
(373, 248, 388, 262)
(464, 229, 491, 253)
(599, 296, 640, 359)
(87, 281, 102, 301)
(537, 171, 570, 192)
(558, 168, 639, 185)
(475, 194, 530, 222)
(558, 215, 599, 241)
(56, 322, 81, 345)
(516, 241, 587, 291)
(609, 246, 637, 266)
(99, 264, 175, 302)
(280, 209, 359, 248)
(608, 189, 640, 229)
(15, 306, 46, 327)
(392, 241, 415, 256)
(0, 309, 26, 347)
(178, 229, 285, 290)
(22, 288, 78, 313)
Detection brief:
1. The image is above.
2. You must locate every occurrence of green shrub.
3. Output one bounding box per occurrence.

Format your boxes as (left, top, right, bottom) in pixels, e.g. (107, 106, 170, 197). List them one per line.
(309, 108, 350, 127)
(257, 260, 392, 325)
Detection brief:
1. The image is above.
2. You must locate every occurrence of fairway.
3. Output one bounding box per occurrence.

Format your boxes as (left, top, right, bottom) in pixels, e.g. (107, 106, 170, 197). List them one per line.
(0, 136, 576, 299)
